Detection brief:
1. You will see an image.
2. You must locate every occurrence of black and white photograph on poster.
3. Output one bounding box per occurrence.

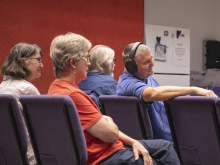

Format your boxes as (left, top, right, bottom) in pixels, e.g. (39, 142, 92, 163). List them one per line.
(154, 36, 168, 62)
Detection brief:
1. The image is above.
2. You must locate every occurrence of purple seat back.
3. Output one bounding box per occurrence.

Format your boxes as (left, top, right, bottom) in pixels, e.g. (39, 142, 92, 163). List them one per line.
(215, 98, 220, 128)
(0, 94, 28, 165)
(20, 95, 87, 165)
(165, 96, 220, 165)
(99, 95, 153, 140)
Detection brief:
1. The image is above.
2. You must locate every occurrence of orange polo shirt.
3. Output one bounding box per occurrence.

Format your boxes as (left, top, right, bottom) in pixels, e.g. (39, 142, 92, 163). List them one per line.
(48, 79, 124, 165)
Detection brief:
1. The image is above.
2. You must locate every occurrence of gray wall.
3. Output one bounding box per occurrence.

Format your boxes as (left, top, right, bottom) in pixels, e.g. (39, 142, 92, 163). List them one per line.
(216, 0, 220, 39)
(145, 0, 220, 87)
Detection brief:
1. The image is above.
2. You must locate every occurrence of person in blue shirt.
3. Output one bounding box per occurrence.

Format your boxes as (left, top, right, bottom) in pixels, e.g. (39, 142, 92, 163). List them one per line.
(117, 42, 217, 141)
(79, 45, 117, 106)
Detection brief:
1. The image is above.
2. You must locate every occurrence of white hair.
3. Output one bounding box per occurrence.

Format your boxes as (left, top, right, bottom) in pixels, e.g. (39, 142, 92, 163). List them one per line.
(50, 32, 92, 77)
(89, 45, 115, 74)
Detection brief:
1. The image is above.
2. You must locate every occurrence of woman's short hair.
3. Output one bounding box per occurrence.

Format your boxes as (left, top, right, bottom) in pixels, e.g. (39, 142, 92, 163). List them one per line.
(50, 32, 92, 77)
(89, 45, 115, 74)
(1, 42, 41, 79)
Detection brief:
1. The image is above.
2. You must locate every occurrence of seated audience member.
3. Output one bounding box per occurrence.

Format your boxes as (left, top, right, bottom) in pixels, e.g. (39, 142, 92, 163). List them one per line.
(0, 42, 43, 165)
(117, 42, 217, 141)
(79, 45, 117, 106)
(0, 42, 43, 96)
(48, 32, 181, 165)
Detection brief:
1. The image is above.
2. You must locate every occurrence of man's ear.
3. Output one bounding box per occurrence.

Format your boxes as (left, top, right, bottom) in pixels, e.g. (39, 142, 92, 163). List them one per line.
(69, 59, 77, 69)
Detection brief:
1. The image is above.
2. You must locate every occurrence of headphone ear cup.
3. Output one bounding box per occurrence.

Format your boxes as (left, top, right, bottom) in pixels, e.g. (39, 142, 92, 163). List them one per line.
(125, 59, 137, 74)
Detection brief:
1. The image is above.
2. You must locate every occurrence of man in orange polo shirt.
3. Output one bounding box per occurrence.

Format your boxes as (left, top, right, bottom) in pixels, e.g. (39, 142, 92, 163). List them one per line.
(48, 32, 181, 165)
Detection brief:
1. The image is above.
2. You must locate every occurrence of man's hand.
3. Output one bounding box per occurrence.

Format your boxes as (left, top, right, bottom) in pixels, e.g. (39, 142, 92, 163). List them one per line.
(193, 87, 218, 97)
(132, 140, 153, 165)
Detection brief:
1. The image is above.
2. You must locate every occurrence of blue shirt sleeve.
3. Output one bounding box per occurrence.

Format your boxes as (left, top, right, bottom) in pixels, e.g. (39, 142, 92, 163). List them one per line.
(131, 81, 149, 99)
(117, 75, 150, 100)
(117, 74, 159, 101)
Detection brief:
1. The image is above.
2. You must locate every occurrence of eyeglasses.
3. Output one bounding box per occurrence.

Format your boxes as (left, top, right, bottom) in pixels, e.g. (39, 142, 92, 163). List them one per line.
(80, 55, 90, 63)
(29, 57, 43, 63)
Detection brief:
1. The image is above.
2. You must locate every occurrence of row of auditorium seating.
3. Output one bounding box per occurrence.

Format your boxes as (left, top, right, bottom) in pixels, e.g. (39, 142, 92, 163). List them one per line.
(99, 95, 220, 165)
(0, 94, 220, 165)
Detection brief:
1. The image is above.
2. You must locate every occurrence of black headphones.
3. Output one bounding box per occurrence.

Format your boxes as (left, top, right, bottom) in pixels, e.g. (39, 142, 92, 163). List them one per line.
(124, 42, 143, 74)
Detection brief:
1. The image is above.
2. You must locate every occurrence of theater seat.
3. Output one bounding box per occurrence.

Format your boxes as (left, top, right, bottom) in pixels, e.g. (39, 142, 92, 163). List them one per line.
(0, 94, 28, 165)
(99, 95, 153, 140)
(165, 96, 220, 165)
(20, 95, 87, 165)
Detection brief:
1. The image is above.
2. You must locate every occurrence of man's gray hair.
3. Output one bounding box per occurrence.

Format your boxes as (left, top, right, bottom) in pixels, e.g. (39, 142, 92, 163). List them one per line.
(50, 32, 92, 77)
(89, 45, 115, 74)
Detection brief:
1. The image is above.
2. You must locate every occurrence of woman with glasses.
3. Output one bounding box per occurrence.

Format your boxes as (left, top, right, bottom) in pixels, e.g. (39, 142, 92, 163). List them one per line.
(0, 42, 43, 165)
(0, 42, 43, 95)
(79, 45, 117, 106)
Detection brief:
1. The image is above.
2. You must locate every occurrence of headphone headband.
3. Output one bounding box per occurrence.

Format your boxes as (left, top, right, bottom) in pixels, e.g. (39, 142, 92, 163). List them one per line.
(128, 42, 143, 59)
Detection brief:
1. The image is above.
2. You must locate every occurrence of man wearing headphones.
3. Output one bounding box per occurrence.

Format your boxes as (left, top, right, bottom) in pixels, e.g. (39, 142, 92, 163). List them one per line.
(117, 42, 217, 141)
